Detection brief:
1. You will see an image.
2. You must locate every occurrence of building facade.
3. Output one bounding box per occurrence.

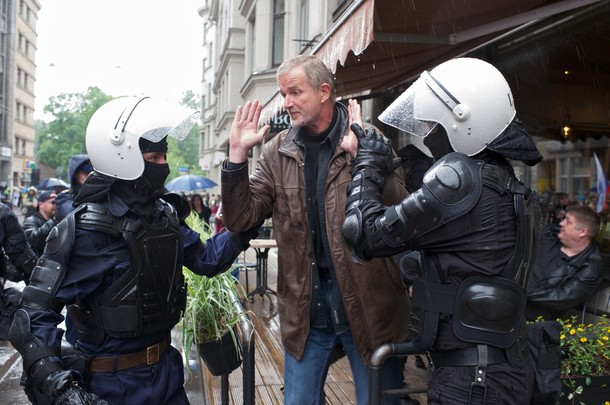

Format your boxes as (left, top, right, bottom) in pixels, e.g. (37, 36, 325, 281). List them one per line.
(199, 0, 610, 215)
(0, 0, 39, 193)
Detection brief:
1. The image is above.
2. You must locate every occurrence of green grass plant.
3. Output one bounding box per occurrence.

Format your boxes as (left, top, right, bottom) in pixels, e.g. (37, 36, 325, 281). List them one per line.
(179, 212, 244, 366)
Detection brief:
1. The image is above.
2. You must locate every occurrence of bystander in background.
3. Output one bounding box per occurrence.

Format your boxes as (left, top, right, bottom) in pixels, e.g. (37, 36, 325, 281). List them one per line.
(527, 205, 605, 321)
(56, 154, 93, 221)
(22, 191, 57, 257)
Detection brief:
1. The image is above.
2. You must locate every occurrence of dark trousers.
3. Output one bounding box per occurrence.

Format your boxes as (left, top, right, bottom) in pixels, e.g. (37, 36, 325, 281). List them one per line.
(427, 361, 535, 405)
(89, 345, 188, 405)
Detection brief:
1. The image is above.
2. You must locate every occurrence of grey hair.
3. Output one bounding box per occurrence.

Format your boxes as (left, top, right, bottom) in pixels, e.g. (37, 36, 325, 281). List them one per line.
(277, 55, 336, 103)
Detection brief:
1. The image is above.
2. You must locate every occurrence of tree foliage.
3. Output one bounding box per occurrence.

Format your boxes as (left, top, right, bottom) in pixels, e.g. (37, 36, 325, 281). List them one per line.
(35, 87, 113, 178)
(166, 90, 203, 182)
(35, 88, 202, 181)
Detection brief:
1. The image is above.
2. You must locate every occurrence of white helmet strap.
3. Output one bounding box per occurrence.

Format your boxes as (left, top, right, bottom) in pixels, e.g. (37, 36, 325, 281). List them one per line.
(109, 96, 150, 145)
(422, 71, 470, 122)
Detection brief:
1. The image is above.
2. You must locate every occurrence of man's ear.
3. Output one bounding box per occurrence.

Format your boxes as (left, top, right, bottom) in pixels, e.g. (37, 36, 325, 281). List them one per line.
(319, 83, 331, 103)
(578, 227, 589, 238)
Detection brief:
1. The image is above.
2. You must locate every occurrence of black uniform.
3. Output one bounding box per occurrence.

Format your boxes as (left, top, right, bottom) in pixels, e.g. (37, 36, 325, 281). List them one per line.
(342, 124, 542, 404)
(0, 202, 37, 339)
(9, 173, 255, 405)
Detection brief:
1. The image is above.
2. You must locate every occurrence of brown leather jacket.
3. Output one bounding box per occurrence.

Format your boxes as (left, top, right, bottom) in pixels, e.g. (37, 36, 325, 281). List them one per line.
(221, 117, 410, 364)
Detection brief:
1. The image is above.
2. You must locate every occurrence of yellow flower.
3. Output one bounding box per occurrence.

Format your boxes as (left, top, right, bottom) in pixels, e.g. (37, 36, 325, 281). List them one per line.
(570, 328, 576, 335)
(580, 337, 588, 343)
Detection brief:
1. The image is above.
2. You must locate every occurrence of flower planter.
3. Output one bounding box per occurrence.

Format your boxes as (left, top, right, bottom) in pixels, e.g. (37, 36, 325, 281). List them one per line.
(198, 330, 242, 376)
(560, 375, 610, 404)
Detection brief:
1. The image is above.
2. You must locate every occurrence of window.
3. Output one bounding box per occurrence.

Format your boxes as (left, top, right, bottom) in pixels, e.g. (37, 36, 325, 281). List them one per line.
(300, 0, 309, 50)
(558, 156, 591, 201)
(272, 0, 285, 67)
(248, 15, 255, 72)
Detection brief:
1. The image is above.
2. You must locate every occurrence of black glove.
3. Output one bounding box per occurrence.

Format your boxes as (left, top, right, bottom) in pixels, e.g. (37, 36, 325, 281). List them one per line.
(396, 144, 433, 193)
(44, 370, 108, 405)
(54, 381, 109, 405)
(349, 124, 394, 176)
(161, 193, 191, 224)
(3, 258, 24, 282)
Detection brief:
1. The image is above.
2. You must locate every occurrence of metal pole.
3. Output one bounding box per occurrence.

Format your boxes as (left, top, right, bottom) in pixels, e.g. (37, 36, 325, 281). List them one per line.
(369, 342, 424, 405)
(224, 279, 256, 405)
(221, 374, 229, 405)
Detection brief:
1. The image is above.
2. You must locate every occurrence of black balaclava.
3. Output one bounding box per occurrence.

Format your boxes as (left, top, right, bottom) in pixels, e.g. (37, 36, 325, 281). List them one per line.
(423, 126, 453, 160)
(487, 118, 543, 166)
(113, 137, 171, 218)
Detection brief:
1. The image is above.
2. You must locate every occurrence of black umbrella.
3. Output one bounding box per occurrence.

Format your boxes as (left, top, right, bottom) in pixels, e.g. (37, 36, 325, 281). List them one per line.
(36, 177, 69, 191)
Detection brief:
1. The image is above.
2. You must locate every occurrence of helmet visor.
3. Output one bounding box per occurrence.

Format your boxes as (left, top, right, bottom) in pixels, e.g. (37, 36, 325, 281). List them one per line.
(124, 97, 199, 143)
(379, 77, 438, 138)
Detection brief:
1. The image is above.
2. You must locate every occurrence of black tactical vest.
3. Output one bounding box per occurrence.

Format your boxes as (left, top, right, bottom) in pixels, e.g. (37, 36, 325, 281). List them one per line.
(70, 202, 186, 343)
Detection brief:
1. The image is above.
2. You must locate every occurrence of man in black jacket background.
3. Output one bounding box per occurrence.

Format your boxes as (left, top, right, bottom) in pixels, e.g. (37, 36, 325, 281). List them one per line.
(527, 205, 605, 321)
(22, 191, 57, 257)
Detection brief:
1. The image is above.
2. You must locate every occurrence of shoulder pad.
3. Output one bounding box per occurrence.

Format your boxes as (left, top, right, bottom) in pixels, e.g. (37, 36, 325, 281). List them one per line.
(44, 206, 80, 259)
(160, 193, 190, 222)
(378, 153, 484, 248)
(76, 203, 121, 237)
(422, 152, 483, 208)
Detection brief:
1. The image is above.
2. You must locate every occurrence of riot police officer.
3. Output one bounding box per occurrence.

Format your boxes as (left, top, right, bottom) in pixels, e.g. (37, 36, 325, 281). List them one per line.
(342, 58, 543, 404)
(0, 202, 37, 339)
(9, 96, 256, 404)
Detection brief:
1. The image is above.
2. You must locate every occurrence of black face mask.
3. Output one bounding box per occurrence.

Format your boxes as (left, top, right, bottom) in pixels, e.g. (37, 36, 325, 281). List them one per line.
(113, 161, 170, 218)
(142, 160, 170, 192)
(424, 126, 454, 160)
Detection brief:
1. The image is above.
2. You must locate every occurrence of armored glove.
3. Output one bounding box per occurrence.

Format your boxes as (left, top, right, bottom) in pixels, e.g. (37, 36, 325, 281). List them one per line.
(45, 371, 108, 405)
(349, 124, 394, 177)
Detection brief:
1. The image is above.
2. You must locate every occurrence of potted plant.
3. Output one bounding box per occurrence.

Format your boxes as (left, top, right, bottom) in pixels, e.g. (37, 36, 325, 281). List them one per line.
(180, 214, 245, 376)
(558, 315, 610, 404)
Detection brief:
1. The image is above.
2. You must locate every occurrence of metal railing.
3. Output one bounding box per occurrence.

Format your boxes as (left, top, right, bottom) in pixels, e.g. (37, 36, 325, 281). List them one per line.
(222, 278, 256, 405)
(369, 341, 427, 405)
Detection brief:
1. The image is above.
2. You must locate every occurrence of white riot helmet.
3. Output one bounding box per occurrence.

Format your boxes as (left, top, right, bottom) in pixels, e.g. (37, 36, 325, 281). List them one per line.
(379, 57, 516, 156)
(86, 96, 199, 180)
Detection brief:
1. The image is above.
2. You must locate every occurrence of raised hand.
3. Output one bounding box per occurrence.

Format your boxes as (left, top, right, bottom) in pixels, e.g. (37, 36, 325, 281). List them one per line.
(229, 101, 270, 163)
(340, 99, 362, 157)
(349, 123, 394, 176)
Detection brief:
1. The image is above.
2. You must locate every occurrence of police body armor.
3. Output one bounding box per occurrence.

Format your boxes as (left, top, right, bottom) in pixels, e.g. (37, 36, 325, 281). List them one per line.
(390, 153, 540, 354)
(69, 202, 186, 344)
(22, 201, 186, 345)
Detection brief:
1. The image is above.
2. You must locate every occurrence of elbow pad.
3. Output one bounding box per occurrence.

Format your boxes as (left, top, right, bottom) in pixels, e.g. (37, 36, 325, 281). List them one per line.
(377, 153, 483, 248)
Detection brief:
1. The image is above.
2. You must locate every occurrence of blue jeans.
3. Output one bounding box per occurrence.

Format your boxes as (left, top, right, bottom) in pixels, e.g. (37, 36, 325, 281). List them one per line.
(283, 327, 405, 405)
